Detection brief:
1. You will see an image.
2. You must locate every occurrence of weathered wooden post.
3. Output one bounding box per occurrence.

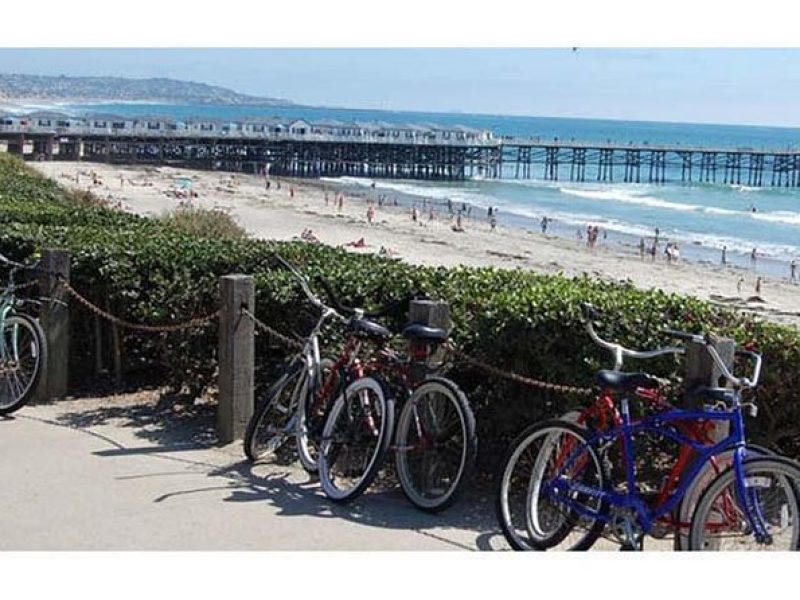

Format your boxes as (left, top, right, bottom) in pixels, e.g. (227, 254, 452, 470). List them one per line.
(34, 249, 70, 402)
(684, 333, 736, 440)
(408, 299, 451, 379)
(408, 299, 451, 332)
(217, 274, 255, 444)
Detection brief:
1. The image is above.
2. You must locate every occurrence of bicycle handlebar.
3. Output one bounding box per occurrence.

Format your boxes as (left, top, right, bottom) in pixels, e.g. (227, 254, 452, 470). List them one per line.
(662, 328, 762, 389)
(0, 252, 38, 271)
(581, 303, 684, 370)
(274, 255, 345, 322)
(315, 275, 413, 320)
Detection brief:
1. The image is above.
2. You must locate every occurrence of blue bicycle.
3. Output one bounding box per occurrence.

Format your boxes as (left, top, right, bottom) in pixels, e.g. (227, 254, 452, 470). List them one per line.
(497, 306, 800, 551)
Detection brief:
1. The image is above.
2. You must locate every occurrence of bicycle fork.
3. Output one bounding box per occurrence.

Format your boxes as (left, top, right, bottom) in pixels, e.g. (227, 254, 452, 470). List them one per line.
(731, 413, 773, 545)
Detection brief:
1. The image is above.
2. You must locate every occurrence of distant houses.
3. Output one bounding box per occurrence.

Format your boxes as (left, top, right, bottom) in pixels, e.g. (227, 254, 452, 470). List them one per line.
(0, 111, 495, 144)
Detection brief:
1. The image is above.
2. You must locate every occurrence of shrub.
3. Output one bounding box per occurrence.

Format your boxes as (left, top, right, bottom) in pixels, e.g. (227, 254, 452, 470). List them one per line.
(159, 205, 247, 240)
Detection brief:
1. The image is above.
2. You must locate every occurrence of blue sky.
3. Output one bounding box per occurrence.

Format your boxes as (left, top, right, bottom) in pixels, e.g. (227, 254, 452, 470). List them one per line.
(1, 48, 799, 127)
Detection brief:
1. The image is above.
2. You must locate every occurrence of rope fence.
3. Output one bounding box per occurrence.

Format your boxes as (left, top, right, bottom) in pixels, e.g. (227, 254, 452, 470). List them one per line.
(241, 306, 304, 350)
(57, 278, 219, 333)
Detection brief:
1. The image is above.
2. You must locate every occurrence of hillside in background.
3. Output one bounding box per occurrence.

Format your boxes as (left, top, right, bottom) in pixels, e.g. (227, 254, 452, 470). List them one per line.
(0, 73, 294, 106)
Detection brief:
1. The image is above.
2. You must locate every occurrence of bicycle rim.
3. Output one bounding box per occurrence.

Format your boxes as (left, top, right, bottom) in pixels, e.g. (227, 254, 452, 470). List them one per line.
(245, 365, 304, 462)
(689, 457, 800, 551)
(498, 420, 606, 551)
(395, 379, 474, 511)
(0, 314, 44, 413)
(318, 377, 392, 502)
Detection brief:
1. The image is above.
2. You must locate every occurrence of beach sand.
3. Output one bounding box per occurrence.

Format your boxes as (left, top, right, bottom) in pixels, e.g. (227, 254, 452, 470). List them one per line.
(31, 161, 800, 328)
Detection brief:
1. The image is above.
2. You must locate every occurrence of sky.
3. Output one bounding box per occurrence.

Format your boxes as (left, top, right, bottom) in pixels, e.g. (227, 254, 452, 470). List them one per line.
(1, 48, 799, 127)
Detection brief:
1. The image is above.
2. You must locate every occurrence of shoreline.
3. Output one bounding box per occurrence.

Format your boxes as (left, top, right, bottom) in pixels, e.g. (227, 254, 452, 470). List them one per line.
(30, 161, 800, 328)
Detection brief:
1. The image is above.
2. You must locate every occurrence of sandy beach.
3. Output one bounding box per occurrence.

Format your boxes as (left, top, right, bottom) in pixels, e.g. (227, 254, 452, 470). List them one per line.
(31, 161, 800, 328)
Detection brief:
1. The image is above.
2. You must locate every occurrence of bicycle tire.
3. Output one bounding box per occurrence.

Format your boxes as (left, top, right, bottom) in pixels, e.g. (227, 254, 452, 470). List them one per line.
(318, 376, 394, 503)
(673, 443, 772, 550)
(296, 357, 336, 474)
(394, 376, 476, 512)
(496, 419, 607, 551)
(689, 455, 800, 551)
(0, 313, 46, 416)
(244, 360, 304, 462)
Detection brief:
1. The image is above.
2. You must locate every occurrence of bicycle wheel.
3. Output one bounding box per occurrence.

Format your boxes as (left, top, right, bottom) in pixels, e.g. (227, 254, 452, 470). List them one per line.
(296, 358, 335, 474)
(394, 376, 476, 512)
(0, 313, 46, 416)
(318, 376, 394, 503)
(689, 456, 800, 551)
(497, 419, 607, 551)
(674, 444, 772, 550)
(244, 360, 305, 462)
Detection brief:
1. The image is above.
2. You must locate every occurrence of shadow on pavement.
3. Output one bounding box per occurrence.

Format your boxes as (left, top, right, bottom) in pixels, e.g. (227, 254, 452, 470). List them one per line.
(44, 398, 507, 550)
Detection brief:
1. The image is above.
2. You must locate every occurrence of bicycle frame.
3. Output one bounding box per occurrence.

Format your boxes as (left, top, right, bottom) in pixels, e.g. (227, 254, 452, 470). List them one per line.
(545, 398, 772, 541)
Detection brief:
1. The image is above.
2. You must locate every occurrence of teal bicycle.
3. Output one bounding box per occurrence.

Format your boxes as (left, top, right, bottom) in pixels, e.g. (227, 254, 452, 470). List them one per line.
(0, 252, 47, 416)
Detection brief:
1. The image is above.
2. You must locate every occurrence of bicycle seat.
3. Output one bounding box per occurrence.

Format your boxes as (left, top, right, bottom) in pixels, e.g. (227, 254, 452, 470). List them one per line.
(402, 323, 448, 343)
(347, 318, 391, 340)
(596, 370, 660, 391)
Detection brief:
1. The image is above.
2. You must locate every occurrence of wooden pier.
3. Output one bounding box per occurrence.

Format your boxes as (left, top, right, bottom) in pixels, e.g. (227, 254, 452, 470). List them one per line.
(2, 124, 800, 187)
(499, 139, 800, 187)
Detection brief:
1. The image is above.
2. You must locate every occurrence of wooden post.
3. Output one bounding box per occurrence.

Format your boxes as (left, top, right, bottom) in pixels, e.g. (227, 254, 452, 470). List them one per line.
(408, 299, 451, 332)
(408, 299, 451, 379)
(217, 274, 255, 444)
(684, 334, 736, 441)
(34, 249, 70, 403)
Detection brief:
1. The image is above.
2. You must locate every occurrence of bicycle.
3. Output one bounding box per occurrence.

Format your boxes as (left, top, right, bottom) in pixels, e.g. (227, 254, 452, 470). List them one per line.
(497, 303, 800, 550)
(0, 252, 47, 416)
(315, 281, 477, 512)
(243, 255, 352, 472)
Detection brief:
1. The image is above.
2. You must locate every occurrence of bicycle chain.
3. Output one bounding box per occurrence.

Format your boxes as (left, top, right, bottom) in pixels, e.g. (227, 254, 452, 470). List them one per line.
(240, 307, 304, 351)
(58, 278, 219, 333)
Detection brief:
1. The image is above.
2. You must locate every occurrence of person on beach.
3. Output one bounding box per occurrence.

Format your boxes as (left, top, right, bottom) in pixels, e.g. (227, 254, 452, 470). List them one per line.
(721, 245, 727, 265)
(654, 227, 660, 244)
(540, 216, 549, 234)
(664, 243, 673, 263)
(289, 186, 295, 199)
(452, 212, 465, 232)
(755, 276, 762, 295)
(750, 247, 758, 268)
(490, 215, 497, 231)
(487, 206, 493, 218)
(266, 180, 271, 190)
(638, 238, 645, 258)
(412, 206, 419, 223)
(367, 205, 375, 225)
(337, 194, 344, 212)
(791, 259, 797, 282)
(650, 241, 658, 261)
(737, 277, 744, 295)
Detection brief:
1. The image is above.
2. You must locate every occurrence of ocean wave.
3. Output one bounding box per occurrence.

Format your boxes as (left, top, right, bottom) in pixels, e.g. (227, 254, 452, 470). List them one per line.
(559, 187, 700, 212)
(321, 176, 494, 205)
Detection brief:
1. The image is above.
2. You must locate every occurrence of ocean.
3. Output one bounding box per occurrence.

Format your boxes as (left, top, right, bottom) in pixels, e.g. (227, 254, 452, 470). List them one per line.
(65, 102, 800, 278)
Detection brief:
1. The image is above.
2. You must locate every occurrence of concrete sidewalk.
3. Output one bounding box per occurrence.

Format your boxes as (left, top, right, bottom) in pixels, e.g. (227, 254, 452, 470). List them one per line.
(0, 396, 504, 550)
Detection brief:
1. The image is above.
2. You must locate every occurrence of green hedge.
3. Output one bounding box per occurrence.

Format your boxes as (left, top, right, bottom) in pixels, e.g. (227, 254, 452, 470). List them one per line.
(2, 154, 800, 466)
